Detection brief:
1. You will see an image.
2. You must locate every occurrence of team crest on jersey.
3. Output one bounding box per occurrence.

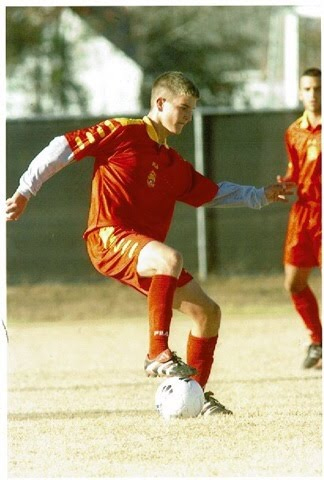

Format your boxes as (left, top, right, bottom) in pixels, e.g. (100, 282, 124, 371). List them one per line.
(147, 170, 157, 188)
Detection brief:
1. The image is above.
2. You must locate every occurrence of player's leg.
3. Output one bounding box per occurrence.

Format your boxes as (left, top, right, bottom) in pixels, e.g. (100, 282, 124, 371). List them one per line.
(137, 240, 181, 358)
(138, 241, 197, 377)
(87, 229, 196, 377)
(173, 279, 232, 415)
(172, 278, 220, 387)
(284, 263, 322, 368)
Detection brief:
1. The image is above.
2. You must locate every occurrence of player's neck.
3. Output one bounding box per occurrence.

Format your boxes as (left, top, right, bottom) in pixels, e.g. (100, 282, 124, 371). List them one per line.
(306, 110, 321, 128)
(147, 113, 169, 144)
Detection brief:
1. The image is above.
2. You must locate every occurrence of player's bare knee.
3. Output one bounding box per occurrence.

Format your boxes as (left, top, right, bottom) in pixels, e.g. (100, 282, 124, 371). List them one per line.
(210, 301, 221, 329)
(162, 248, 183, 276)
(137, 243, 183, 277)
(199, 301, 221, 333)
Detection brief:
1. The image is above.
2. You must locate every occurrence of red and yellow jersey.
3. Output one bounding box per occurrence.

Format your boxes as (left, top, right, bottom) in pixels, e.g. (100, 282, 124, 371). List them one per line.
(283, 111, 321, 203)
(65, 116, 218, 240)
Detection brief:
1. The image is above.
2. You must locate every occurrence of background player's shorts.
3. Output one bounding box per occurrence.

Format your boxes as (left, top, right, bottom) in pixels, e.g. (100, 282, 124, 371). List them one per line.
(86, 226, 193, 296)
(284, 202, 321, 267)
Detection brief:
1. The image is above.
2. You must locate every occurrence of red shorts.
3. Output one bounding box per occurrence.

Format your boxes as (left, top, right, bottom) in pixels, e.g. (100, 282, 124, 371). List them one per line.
(284, 202, 321, 267)
(86, 226, 193, 296)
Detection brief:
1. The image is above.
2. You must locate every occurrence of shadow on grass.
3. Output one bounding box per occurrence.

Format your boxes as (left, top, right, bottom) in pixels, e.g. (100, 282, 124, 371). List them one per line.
(9, 373, 321, 394)
(217, 373, 322, 384)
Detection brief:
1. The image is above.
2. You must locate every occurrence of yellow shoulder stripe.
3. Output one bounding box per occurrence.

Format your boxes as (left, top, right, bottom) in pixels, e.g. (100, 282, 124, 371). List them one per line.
(113, 118, 144, 126)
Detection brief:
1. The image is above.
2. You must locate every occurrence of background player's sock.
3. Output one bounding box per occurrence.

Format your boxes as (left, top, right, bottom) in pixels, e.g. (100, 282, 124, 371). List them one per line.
(187, 331, 218, 389)
(148, 274, 178, 359)
(292, 286, 322, 344)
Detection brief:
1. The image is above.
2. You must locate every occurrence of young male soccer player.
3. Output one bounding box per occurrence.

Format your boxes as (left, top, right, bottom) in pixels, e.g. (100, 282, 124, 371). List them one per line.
(277, 68, 322, 369)
(7, 71, 294, 415)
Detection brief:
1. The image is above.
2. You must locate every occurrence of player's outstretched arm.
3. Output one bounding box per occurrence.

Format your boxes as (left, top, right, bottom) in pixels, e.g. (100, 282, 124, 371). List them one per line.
(204, 181, 295, 209)
(6, 136, 74, 222)
(6, 192, 29, 221)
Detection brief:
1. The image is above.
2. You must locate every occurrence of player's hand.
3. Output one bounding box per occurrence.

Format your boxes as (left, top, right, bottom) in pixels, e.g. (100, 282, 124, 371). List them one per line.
(6, 192, 29, 221)
(264, 182, 295, 203)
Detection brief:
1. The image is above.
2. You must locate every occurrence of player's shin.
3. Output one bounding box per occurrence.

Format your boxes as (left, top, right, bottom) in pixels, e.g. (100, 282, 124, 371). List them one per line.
(291, 286, 322, 344)
(148, 274, 178, 359)
(186, 331, 218, 389)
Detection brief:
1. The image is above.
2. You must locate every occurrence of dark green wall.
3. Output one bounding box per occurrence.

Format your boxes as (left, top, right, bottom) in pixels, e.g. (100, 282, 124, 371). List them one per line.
(202, 110, 300, 273)
(6, 110, 300, 283)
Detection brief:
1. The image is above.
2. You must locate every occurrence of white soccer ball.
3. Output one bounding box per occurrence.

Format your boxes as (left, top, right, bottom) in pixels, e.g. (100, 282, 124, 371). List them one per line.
(155, 376, 204, 420)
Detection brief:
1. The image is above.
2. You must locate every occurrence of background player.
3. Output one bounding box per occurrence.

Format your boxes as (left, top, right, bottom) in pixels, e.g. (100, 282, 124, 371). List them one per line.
(277, 68, 322, 369)
(6, 71, 294, 415)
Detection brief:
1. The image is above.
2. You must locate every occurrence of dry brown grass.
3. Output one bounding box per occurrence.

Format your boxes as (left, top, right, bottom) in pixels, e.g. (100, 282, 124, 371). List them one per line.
(6, 275, 322, 477)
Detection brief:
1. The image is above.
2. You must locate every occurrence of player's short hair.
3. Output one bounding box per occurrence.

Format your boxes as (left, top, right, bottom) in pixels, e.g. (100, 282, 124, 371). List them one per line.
(151, 71, 200, 106)
(301, 68, 321, 78)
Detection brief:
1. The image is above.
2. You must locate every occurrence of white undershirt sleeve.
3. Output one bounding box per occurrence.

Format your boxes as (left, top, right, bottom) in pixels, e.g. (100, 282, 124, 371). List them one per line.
(17, 136, 74, 199)
(204, 181, 269, 209)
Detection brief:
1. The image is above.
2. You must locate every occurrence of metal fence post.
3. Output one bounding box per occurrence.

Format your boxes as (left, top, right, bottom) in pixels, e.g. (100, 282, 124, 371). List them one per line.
(193, 109, 208, 280)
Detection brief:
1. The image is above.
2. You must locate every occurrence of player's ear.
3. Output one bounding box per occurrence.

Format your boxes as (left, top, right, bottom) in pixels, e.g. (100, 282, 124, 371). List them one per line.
(156, 97, 166, 111)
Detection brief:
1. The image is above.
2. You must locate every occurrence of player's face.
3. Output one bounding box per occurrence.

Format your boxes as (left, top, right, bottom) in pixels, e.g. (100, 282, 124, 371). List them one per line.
(299, 75, 321, 114)
(160, 95, 197, 135)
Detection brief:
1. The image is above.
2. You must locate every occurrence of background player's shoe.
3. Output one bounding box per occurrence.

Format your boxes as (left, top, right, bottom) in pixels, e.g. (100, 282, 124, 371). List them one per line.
(303, 343, 322, 369)
(200, 391, 233, 415)
(144, 348, 197, 377)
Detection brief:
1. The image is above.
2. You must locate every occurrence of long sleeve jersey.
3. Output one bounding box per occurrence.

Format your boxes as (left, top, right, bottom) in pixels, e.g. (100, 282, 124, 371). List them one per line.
(18, 116, 268, 241)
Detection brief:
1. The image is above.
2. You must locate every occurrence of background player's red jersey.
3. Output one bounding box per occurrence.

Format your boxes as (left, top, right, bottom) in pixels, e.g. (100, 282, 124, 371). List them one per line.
(284, 112, 321, 203)
(283, 112, 321, 267)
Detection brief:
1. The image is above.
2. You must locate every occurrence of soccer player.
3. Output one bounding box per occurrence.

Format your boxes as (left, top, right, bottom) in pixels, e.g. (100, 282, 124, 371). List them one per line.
(6, 71, 294, 415)
(277, 68, 322, 369)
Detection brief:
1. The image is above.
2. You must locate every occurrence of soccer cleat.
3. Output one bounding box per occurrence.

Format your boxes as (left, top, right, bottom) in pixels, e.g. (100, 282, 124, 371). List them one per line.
(144, 348, 197, 378)
(200, 391, 233, 416)
(303, 343, 322, 369)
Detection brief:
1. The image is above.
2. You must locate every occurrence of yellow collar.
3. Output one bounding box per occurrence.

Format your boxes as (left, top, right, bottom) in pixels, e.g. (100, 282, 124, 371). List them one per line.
(143, 116, 169, 148)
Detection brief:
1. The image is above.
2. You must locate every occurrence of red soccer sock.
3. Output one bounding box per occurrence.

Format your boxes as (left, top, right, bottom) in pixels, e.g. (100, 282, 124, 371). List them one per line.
(187, 331, 218, 389)
(148, 274, 178, 359)
(291, 286, 322, 344)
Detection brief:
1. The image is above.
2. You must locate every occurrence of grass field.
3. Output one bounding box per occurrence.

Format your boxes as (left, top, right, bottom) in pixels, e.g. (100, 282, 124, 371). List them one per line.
(6, 274, 322, 477)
